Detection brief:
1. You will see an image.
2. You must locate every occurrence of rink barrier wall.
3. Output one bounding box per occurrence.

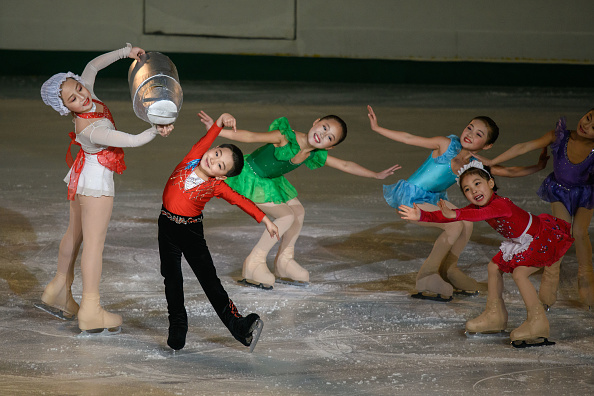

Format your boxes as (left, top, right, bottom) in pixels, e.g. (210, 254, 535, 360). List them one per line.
(2, 50, 593, 87)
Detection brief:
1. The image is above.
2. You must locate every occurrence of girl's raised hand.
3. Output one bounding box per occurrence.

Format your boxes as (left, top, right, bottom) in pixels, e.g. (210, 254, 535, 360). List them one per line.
(398, 204, 421, 221)
(375, 164, 402, 179)
(367, 105, 379, 131)
(198, 111, 214, 130)
(217, 113, 237, 132)
(437, 199, 456, 219)
(129, 47, 146, 61)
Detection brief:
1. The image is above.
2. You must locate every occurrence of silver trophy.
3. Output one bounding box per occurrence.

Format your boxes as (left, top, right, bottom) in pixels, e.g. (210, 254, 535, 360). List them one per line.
(128, 52, 183, 125)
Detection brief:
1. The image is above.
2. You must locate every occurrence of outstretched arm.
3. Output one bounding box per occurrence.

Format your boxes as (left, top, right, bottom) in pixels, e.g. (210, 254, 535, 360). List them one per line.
(325, 155, 401, 179)
(367, 105, 450, 152)
(400, 200, 456, 222)
(198, 111, 283, 144)
(81, 44, 144, 91)
(480, 130, 555, 166)
(86, 124, 163, 148)
(491, 147, 549, 178)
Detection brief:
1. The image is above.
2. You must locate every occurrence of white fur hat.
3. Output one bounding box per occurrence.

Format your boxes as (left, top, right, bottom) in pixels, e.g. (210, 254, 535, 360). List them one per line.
(40, 72, 84, 116)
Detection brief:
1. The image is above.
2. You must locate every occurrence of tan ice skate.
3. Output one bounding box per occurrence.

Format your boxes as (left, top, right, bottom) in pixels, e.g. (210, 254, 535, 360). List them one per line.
(274, 247, 309, 287)
(465, 298, 507, 335)
(238, 248, 274, 290)
(510, 304, 555, 348)
(539, 261, 561, 310)
(412, 273, 454, 302)
(36, 273, 79, 320)
(440, 253, 487, 295)
(77, 293, 122, 336)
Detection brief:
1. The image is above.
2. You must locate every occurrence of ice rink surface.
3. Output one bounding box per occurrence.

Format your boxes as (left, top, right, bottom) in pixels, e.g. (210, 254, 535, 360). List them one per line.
(1, 76, 593, 395)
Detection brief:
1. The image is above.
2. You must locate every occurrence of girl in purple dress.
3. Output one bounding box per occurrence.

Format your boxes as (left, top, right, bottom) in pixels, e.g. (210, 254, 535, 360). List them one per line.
(483, 109, 594, 309)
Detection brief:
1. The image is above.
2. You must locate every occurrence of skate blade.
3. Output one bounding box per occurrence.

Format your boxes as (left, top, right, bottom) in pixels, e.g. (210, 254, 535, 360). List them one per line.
(465, 330, 508, 338)
(454, 290, 480, 297)
(77, 326, 122, 337)
(411, 292, 453, 302)
(275, 277, 309, 287)
(511, 337, 555, 348)
(248, 319, 264, 353)
(237, 278, 273, 290)
(34, 302, 76, 321)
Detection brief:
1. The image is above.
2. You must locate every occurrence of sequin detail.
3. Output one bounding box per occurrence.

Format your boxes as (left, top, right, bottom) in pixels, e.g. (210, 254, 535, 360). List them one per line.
(160, 208, 202, 224)
(170, 167, 215, 201)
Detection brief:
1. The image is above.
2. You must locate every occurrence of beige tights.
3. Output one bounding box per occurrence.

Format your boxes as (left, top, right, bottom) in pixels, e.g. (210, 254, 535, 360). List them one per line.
(512, 266, 541, 308)
(413, 201, 475, 294)
(511, 265, 550, 341)
(549, 202, 594, 306)
(41, 198, 84, 315)
(78, 195, 113, 294)
(55, 198, 84, 280)
(42, 195, 117, 328)
(253, 198, 305, 260)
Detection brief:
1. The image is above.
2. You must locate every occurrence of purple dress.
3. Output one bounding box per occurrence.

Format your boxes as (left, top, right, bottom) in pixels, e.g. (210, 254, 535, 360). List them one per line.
(537, 117, 594, 216)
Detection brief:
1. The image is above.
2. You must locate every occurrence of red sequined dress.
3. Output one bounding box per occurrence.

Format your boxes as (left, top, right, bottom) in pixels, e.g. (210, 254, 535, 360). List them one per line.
(420, 194, 574, 273)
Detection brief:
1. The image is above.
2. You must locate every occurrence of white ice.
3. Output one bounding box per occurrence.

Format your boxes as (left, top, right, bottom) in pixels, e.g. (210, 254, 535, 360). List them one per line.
(0, 77, 593, 395)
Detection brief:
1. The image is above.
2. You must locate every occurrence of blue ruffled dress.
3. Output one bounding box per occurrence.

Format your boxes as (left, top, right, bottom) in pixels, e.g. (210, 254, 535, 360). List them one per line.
(383, 135, 462, 208)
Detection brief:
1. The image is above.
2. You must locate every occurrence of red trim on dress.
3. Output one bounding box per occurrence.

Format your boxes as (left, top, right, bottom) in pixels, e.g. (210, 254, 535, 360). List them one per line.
(65, 99, 126, 201)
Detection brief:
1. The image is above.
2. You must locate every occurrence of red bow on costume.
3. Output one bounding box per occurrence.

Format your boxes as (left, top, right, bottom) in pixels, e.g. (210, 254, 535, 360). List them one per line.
(64, 100, 127, 200)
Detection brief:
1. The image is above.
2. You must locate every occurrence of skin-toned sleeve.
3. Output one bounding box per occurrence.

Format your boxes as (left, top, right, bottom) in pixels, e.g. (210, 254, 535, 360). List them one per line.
(86, 121, 159, 148)
(80, 44, 132, 92)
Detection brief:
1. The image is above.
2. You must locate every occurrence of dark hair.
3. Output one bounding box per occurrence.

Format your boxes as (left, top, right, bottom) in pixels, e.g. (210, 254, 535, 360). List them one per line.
(219, 144, 244, 177)
(458, 164, 498, 192)
(320, 114, 347, 146)
(472, 116, 499, 145)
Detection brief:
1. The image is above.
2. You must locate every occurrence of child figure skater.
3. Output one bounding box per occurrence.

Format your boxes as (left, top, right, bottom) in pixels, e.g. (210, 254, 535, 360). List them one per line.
(399, 162, 574, 347)
(39, 44, 173, 334)
(368, 105, 546, 301)
(199, 111, 401, 289)
(480, 110, 594, 309)
(159, 113, 278, 351)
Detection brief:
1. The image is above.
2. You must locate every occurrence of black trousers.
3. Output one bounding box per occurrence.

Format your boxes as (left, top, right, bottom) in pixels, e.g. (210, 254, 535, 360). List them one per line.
(158, 209, 242, 333)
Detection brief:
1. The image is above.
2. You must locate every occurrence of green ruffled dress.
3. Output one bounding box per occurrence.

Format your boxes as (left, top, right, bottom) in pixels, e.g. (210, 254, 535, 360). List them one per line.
(225, 117, 328, 204)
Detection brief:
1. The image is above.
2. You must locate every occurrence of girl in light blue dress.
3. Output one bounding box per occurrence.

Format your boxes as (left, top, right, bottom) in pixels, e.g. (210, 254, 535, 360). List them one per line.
(368, 105, 548, 301)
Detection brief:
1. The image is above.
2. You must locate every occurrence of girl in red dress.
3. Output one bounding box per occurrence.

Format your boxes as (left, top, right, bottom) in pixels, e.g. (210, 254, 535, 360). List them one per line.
(399, 161, 574, 347)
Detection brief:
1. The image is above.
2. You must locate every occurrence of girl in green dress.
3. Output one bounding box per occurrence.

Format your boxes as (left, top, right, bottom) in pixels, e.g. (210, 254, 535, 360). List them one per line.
(199, 111, 401, 289)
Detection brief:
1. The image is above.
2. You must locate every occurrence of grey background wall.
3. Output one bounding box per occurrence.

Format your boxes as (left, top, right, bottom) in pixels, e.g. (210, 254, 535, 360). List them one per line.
(1, 0, 592, 85)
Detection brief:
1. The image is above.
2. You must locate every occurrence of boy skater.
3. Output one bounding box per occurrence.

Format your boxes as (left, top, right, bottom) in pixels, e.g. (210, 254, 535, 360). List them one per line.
(159, 113, 278, 352)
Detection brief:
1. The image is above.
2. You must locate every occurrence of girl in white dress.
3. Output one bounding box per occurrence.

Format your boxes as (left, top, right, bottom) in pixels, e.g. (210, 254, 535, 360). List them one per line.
(39, 43, 173, 334)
